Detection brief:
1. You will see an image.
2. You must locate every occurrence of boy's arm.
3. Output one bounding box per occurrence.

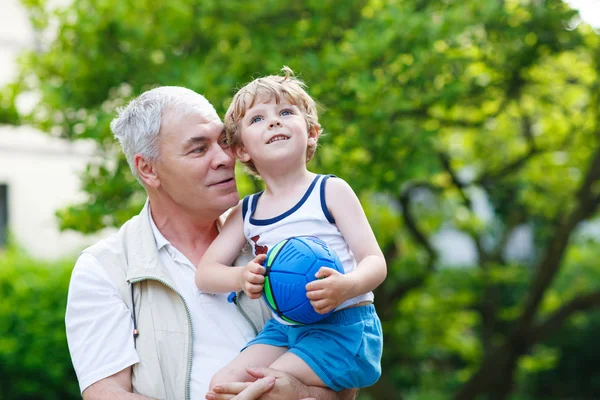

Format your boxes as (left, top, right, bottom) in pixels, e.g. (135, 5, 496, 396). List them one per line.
(306, 177, 387, 313)
(196, 202, 255, 293)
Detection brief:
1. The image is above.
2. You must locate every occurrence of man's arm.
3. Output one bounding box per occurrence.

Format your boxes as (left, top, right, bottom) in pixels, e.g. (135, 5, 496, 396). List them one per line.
(207, 367, 357, 400)
(65, 254, 141, 397)
(82, 367, 153, 400)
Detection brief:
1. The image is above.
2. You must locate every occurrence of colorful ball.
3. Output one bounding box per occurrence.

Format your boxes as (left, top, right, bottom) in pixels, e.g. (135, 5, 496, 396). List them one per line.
(262, 236, 344, 324)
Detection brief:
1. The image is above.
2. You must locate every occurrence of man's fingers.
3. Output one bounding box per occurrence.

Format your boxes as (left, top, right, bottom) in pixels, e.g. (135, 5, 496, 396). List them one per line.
(206, 377, 275, 400)
(206, 382, 250, 400)
(211, 381, 251, 395)
(205, 391, 234, 400)
(246, 366, 283, 380)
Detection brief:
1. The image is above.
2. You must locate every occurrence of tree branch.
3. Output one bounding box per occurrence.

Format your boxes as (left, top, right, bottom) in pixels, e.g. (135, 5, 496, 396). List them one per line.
(373, 182, 441, 319)
(528, 290, 600, 344)
(518, 144, 600, 330)
(399, 181, 440, 264)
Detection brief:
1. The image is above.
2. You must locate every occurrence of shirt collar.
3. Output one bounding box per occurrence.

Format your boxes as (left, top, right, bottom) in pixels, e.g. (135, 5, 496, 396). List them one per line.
(148, 204, 171, 251)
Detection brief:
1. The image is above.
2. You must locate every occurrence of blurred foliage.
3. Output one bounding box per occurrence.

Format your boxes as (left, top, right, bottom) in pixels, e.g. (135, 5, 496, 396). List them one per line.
(6, 0, 600, 399)
(0, 244, 79, 399)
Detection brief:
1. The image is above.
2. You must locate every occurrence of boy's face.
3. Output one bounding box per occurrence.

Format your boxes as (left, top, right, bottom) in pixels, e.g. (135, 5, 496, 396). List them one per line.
(236, 97, 317, 172)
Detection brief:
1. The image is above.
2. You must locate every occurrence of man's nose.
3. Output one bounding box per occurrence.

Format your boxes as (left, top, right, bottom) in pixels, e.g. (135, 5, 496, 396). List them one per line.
(211, 144, 234, 169)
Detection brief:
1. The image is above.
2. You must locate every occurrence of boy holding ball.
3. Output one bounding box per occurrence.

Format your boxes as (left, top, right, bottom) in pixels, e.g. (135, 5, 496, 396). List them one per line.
(196, 67, 386, 393)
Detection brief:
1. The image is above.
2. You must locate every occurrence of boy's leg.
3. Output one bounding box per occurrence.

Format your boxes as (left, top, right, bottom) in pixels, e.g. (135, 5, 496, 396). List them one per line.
(269, 351, 327, 388)
(210, 344, 287, 389)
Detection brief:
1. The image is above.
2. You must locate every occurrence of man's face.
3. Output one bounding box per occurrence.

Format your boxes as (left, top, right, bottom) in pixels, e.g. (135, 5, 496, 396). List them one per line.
(153, 111, 239, 217)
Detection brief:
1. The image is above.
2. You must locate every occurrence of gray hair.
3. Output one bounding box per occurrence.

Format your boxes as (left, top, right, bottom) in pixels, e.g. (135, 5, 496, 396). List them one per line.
(110, 86, 219, 185)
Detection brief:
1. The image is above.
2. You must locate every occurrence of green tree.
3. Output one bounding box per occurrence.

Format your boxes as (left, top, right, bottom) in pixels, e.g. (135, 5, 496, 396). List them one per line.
(6, 0, 600, 399)
(0, 245, 79, 399)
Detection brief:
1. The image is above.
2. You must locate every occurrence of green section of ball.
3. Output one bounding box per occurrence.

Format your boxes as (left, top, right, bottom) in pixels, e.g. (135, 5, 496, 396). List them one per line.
(266, 239, 288, 267)
(280, 314, 301, 325)
(263, 276, 276, 310)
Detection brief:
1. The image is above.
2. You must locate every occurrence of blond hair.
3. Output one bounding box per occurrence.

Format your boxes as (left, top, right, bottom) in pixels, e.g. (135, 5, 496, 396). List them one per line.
(224, 66, 322, 176)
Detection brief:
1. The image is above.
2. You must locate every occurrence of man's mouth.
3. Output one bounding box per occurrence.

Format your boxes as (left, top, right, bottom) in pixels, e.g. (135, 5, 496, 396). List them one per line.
(267, 134, 289, 144)
(210, 177, 235, 186)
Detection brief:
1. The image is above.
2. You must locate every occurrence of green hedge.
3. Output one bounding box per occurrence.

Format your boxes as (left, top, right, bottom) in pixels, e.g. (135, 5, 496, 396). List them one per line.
(0, 246, 79, 399)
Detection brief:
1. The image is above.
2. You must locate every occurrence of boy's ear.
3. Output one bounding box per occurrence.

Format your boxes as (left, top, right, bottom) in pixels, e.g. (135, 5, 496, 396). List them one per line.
(234, 144, 251, 163)
(307, 125, 320, 146)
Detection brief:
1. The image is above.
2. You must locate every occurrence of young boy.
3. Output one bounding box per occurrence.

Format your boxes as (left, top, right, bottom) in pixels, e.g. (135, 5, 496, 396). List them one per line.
(196, 67, 386, 392)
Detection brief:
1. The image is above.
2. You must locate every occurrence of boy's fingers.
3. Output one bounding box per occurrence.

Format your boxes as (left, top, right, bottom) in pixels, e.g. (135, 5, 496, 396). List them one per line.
(247, 273, 265, 284)
(305, 289, 325, 300)
(305, 279, 326, 292)
(310, 299, 331, 313)
(250, 264, 266, 275)
(248, 283, 263, 293)
(315, 267, 337, 279)
(253, 254, 267, 264)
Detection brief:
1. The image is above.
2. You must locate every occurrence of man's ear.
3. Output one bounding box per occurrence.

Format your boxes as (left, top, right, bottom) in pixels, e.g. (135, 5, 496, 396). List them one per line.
(134, 154, 160, 188)
(234, 145, 251, 163)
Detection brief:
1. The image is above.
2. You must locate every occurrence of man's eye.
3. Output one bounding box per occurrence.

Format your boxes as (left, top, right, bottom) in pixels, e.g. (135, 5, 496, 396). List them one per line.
(193, 147, 207, 154)
(281, 109, 292, 116)
(250, 116, 263, 124)
(220, 137, 230, 147)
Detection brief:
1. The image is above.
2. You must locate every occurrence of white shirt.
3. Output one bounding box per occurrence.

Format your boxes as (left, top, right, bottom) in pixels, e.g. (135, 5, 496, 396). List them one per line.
(65, 211, 256, 398)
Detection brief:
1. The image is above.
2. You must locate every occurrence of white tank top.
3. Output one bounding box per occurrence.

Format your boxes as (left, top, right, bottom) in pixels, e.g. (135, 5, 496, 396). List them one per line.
(242, 174, 374, 324)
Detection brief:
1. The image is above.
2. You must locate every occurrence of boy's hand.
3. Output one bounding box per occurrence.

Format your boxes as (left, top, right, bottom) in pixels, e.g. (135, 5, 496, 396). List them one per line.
(239, 254, 266, 299)
(305, 267, 355, 314)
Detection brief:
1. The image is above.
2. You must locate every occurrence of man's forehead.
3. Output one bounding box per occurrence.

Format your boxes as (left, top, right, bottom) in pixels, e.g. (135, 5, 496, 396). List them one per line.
(163, 111, 222, 133)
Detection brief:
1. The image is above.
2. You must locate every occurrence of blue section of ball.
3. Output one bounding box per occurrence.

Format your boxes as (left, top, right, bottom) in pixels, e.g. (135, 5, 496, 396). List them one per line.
(263, 236, 344, 324)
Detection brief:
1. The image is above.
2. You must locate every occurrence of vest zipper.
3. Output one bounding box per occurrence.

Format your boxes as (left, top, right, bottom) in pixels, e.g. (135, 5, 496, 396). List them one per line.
(232, 291, 259, 336)
(129, 277, 194, 400)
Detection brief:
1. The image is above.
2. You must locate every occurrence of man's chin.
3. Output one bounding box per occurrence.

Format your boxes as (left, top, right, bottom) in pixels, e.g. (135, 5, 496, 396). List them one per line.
(221, 189, 241, 209)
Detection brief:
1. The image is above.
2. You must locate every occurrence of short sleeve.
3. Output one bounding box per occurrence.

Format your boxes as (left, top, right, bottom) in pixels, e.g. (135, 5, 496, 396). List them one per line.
(65, 253, 140, 393)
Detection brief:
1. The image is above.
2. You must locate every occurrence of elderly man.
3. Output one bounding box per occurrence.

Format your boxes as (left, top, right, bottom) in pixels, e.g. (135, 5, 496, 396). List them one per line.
(65, 86, 356, 400)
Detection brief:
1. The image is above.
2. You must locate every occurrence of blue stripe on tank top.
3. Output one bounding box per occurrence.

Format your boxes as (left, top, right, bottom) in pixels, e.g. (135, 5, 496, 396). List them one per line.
(242, 195, 250, 220)
(320, 174, 336, 223)
(249, 174, 321, 226)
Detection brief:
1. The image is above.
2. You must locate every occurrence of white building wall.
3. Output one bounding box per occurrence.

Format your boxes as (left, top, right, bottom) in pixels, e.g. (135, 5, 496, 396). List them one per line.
(0, 0, 107, 260)
(0, 127, 104, 259)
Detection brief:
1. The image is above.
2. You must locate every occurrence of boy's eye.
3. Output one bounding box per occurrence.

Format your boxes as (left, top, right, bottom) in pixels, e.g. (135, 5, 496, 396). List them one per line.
(280, 109, 292, 116)
(250, 116, 263, 124)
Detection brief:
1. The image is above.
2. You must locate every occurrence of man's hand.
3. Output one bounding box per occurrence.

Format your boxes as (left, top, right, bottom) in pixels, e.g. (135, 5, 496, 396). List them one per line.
(206, 367, 315, 400)
(205, 376, 275, 400)
(305, 268, 355, 314)
(239, 254, 266, 299)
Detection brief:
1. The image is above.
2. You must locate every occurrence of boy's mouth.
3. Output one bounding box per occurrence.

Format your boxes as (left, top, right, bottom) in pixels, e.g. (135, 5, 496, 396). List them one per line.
(267, 134, 289, 144)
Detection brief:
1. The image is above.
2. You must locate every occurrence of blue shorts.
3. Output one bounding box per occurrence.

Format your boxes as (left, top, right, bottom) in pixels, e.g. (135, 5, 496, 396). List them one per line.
(243, 304, 382, 391)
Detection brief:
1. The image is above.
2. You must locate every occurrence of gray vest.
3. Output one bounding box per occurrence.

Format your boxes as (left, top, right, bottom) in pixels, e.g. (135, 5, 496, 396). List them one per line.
(83, 202, 271, 400)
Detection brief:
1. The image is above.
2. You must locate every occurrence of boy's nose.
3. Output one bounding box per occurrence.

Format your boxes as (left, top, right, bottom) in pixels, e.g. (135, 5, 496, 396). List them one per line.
(269, 121, 282, 129)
